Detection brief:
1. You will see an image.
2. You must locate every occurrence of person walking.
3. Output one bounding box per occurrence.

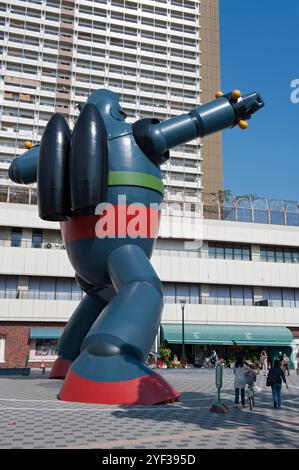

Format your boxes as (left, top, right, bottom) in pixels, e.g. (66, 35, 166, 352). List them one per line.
(210, 349, 218, 368)
(278, 351, 284, 365)
(282, 353, 290, 376)
(260, 350, 268, 376)
(234, 357, 255, 408)
(267, 359, 288, 409)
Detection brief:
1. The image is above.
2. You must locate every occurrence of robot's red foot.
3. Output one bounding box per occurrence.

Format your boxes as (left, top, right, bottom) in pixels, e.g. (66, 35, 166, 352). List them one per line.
(59, 369, 180, 405)
(49, 357, 72, 379)
(58, 353, 180, 405)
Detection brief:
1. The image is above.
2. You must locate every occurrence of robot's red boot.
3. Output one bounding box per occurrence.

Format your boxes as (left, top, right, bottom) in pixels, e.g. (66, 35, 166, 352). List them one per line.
(49, 357, 72, 379)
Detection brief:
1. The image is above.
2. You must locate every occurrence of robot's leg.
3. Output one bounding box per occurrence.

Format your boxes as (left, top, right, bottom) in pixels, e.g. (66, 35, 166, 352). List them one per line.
(59, 245, 180, 405)
(50, 294, 108, 379)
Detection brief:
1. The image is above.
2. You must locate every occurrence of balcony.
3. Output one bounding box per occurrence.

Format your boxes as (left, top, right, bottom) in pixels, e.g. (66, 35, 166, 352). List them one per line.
(162, 303, 299, 329)
(0, 298, 78, 322)
(0, 239, 65, 250)
(58, 63, 71, 72)
(58, 49, 72, 58)
(0, 297, 299, 326)
(55, 106, 70, 115)
(59, 34, 73, 44)
(61, 8, 74, 17)
(56, 91, 70, 99)
(57, 77, 71, 86)
(60, 22, 74, 31)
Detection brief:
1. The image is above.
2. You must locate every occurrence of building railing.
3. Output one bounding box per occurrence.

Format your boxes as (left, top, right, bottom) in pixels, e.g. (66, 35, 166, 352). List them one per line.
(0, 290, 83, 301)
(0, 239, 65, 250)
(2, 184, 299, 227)
(203, 196, 299, 227)
(0, 184, 37, 205)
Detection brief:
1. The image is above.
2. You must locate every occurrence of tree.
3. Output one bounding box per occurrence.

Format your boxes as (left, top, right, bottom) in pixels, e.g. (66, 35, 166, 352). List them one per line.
(211, 189, 233, 204)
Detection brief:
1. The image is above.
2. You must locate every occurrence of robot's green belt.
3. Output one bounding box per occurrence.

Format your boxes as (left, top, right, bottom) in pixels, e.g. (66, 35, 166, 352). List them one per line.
(108, 171, 164, 196)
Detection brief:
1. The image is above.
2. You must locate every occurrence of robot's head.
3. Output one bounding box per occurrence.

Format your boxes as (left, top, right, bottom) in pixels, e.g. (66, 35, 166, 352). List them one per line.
(85, 89, 127, 122)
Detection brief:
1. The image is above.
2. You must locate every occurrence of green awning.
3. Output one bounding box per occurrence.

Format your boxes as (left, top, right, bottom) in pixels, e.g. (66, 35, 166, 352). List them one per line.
(161, 324, 293, 346)
(30, 328, 64, 340)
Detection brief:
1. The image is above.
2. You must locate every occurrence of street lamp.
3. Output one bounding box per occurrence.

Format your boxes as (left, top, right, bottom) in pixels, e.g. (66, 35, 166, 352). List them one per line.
(180, 299, 186, 367)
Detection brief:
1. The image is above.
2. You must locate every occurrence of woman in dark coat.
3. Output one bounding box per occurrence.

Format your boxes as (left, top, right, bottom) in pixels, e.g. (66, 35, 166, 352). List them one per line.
(267, 359, 288, 409)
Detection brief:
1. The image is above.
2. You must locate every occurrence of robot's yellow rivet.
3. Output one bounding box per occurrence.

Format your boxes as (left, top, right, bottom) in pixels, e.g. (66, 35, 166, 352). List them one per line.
(24, 140, 33, 149)
(239, 120, 249, 130)
(231, 89, 241, 101)
(215, 91, 224, 98)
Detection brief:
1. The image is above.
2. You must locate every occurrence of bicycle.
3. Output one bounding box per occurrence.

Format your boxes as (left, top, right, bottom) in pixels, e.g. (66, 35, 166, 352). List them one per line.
(245, 371, 256, 410)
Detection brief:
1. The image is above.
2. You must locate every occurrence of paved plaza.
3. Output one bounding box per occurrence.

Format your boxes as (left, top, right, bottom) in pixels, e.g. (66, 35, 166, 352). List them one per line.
(0, 369, 298, 449)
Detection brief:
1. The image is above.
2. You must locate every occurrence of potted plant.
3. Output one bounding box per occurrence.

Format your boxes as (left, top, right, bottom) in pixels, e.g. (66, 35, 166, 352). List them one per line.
(159, 341, 172, 367)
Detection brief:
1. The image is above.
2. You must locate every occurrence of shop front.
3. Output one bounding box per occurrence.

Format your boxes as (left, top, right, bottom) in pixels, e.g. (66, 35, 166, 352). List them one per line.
(29, 327, 64, 366)
(160, 324, 294, 368)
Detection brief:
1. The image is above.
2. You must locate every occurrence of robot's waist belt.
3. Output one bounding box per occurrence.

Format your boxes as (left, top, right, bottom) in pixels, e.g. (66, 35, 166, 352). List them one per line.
(108, 171, 164, 196)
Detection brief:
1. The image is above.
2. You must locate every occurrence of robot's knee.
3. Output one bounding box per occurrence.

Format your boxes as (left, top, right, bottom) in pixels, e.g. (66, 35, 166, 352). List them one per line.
(81, 333, 142, 360)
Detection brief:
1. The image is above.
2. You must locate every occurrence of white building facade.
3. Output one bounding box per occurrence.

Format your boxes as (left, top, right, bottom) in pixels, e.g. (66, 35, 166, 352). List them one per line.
(0, 195, 299, 369)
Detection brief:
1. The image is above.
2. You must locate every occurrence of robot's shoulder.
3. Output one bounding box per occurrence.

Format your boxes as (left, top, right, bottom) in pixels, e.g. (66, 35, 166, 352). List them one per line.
(105, 120, 132, 141)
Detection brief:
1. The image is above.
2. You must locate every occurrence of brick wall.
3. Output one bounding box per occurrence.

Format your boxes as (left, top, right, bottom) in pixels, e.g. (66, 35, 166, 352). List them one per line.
(0, 322, 66, 368)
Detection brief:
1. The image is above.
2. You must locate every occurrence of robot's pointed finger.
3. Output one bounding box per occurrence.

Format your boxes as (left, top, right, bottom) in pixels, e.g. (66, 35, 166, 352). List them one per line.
(38, 114, 72, 221)
(70, 103, 108, 214)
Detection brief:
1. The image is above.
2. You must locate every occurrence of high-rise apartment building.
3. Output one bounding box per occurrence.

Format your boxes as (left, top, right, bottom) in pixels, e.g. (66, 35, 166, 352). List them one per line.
(0, 0, 222, 206)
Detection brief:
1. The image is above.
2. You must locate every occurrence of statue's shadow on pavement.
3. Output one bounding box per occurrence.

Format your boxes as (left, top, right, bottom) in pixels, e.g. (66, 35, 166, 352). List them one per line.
(110, 376, 299, 448)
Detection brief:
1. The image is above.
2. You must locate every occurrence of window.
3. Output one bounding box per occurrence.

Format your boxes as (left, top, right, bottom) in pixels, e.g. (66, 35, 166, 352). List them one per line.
(163, 283, 176, 303)
(267, 287, 282, 307)
(231, 286, 245, 306)
(71, 279, 83, 301)
(32, 229, 43, 248)
(0, 336, 5, 363)
(216, 285, 230, 305)
(176, 284, 190, 303)
(56, 278, 72, 300)
(262, 287, 281, 307)
(35, 339, 58, 357)
(262, 287, 299, 308)
(208, 243, 251, 261)
(162, 283, 201, 304)
(28, 277, 55, 300)
(282, 288, 295, 308)
(244, 287, 254, 306)
(11, 227, 22, 247)
(260, 246, 299, 263)
(209, 285, 254, 306)
(28, 277, 83, 300)
(0, 276, 18, 299)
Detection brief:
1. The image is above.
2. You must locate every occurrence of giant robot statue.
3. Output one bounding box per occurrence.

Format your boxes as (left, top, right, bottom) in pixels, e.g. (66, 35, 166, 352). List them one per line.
(9, 88, 264, 405)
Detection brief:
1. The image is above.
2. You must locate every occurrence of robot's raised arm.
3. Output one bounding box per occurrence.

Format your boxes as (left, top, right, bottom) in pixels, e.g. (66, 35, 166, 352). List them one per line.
(132, 90, 265, 165)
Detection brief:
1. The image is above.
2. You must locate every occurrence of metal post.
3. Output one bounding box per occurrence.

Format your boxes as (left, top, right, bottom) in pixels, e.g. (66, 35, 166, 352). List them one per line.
(180, 300, 186, 367)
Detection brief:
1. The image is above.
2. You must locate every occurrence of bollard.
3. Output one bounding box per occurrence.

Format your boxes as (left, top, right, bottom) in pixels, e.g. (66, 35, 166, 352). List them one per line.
(210, 363, 229, 413)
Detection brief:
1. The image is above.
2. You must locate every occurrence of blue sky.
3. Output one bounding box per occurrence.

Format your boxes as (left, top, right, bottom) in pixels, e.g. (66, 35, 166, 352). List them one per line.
(219, 0, 299, 201)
